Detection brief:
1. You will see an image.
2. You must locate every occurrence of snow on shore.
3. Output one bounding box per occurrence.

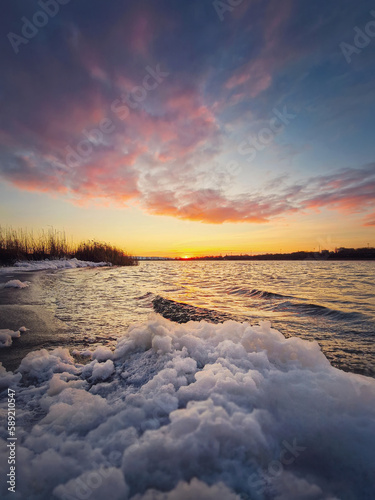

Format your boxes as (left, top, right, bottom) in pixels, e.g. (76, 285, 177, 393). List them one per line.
(0, 258, 110, 273)
(2, 280, 30, 289)
(0, 315, 374, 499)
(0, 327, 28, 348)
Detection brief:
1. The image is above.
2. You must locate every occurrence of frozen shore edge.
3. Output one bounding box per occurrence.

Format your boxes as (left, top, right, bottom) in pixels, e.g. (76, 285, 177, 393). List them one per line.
(1, 310, 375, 499)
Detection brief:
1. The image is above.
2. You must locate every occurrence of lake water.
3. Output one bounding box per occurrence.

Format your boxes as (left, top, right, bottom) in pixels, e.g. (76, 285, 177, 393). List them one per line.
(37, 260, 375, 376)
(1, 259, 375, 500)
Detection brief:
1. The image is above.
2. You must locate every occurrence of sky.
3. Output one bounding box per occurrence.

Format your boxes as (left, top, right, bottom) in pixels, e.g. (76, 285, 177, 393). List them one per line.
(0, 0, 374, 257)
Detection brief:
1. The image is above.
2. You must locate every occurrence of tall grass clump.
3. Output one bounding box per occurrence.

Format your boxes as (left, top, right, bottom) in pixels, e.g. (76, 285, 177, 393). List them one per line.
(0, 227, 138, 266)
(74, 241, 137, 266)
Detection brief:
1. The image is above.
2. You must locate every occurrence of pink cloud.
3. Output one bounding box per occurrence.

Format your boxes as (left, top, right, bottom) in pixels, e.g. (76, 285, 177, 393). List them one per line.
(143, 188, 296, 224)
(0, 69, 222, 210)
(140, 164, 375, 225)
(123, 86, 220, 162)
(1, 15, 374, 231)
(364, 213, 375, 226)
(302, 168, 375, 217)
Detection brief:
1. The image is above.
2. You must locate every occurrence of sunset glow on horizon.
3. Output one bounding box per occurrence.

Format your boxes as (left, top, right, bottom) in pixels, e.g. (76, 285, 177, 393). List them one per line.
(1, 1, 374, 256)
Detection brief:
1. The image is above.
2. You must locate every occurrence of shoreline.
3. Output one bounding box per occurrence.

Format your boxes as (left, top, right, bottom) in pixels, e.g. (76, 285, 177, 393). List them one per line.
(1, 260, 374, 377)
(0, 270, 69, 372)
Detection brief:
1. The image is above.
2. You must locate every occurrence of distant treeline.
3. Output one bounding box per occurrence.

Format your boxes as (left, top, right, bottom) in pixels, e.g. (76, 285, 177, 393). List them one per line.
(0, 227, 138, 266)
(178, 248, 375, 261)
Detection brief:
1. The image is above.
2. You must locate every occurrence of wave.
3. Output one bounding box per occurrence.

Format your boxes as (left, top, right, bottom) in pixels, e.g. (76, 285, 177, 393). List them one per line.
(152, 296, 233, 323)
(226, 287, 364, 321)
(227, 286, 292, 300)
(271, 300, 365, 321)
(151, 294, 364, 325)
(136, 292, 155, 300)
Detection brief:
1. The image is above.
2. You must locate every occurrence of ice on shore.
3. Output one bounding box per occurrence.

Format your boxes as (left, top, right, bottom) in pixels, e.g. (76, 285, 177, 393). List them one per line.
(0, 315, 374, 499)
(91, 359, 115, 382)
(3, 279, 30, 289)
(0, 258, 110, 273)
(0, 327, 28, 348)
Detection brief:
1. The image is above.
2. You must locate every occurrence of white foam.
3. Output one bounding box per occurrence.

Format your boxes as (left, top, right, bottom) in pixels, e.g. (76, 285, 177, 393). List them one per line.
(133, 478, 241, 499)
(0, 327, 28, 348)
(3, 279, 30, 289)
(92, 346, 113, 362)
(0, 363, 22, 389)
(91, 359, 115, 382)
(54, 468, 129, 500)
(0, 315, 374, 500)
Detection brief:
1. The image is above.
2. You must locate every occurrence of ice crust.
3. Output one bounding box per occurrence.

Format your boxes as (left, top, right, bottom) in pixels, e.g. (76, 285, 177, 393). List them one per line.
(0, 315, 374, 499)
(0, 258, 110, 273)
(0, 327, 28, 348)
(3, 280, 30, 289)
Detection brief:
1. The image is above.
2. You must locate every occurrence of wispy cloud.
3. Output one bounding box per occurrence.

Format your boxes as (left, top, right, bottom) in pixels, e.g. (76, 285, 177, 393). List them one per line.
(141, 163, 375, 225)
(1, 0, 374, 232)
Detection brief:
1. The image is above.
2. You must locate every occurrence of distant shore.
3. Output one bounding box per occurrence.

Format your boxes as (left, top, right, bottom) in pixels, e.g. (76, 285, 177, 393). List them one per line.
(174, 247, 375, 261)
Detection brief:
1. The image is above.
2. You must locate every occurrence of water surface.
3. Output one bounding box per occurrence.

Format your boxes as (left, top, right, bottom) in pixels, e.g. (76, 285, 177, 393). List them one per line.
(36, 260, 375, 376)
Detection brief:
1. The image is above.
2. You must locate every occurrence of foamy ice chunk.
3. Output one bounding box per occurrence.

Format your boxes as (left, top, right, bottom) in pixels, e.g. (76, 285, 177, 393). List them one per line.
(0, 315, 374, 499)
